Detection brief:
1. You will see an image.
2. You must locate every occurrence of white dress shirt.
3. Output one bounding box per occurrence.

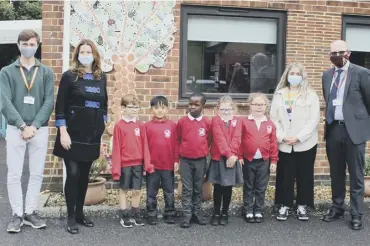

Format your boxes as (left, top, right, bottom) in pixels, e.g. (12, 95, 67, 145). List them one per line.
(330, 61, 350, 121)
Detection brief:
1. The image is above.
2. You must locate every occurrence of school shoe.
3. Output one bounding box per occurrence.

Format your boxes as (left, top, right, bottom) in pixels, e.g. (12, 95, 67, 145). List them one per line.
(211, 214, 220, 226)
(147, 216, 158, 225)
(24, 211, 46, 229)
(180, 216, 191, 228)
(76, 216, 94, 227)
(245, 213, 254, 223)
(7, 214, 23, 233)
(130, 210, 144, 226)
(191, 214, 207, 225)
(322, 208, 344, 222)
(163, 215, 175, 224)
(120, 210, 133, 228)
(254, 213, 263, 223)
(277, 206, 290, 221)
(120, 216, 133, 228)
(219, 213, 229, 226)
(297, 205, 309, 221)
(67, 217, 79, 234)
(351, 216, 363, 230)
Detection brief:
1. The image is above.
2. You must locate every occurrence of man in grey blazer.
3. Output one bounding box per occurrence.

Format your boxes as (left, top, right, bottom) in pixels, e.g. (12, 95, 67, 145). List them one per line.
(322, 40, 370, 230)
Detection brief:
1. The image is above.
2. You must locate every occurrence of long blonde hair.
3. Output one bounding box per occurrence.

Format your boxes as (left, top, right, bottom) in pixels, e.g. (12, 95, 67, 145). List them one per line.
(274, 62, 311, 98)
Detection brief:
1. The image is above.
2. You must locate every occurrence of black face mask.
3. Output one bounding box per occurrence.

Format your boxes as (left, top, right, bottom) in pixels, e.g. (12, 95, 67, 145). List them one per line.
(330, 54, 349, 68)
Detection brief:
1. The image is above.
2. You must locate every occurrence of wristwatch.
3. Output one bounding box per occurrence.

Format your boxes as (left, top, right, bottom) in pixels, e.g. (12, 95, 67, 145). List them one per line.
(19, 124, 26, 132)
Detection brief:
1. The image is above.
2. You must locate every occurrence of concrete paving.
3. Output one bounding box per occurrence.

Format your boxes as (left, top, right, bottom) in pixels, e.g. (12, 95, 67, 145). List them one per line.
(1, 139, 370, 246)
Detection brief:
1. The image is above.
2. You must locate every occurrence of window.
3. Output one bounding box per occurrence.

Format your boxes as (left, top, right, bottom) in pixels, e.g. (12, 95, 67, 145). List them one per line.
(342, 15, 370, 70)
(179, 5, 286, 100)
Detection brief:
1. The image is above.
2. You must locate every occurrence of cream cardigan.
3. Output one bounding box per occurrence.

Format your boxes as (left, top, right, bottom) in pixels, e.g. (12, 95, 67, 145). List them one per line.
(270, 87, 320, 153)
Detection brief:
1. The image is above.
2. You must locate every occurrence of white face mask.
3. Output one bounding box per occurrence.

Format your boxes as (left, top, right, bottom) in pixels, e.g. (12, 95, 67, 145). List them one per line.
(78, 55, 94, 66)
(287, 75, 302, 86)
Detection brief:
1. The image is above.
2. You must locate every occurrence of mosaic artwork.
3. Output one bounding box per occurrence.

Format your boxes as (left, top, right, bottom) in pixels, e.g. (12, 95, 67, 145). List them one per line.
(69, 0, 177, 135)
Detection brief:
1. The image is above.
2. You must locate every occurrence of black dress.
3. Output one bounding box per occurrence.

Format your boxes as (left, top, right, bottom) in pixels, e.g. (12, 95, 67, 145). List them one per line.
(53, 71, 108, 162)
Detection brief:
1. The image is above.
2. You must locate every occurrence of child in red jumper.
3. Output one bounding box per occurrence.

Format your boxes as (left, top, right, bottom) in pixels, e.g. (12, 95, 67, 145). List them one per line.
(144, 96, 179, 225)
(111, 94, 154, 228)
(240, 93, 278, 223)
(177, 92, 211, 228)
(208, 96, 243, 226)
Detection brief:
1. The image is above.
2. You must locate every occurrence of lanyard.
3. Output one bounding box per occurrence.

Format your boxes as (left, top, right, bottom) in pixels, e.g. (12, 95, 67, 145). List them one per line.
(333, 70, 347, 91)
(288, 90, 295, 112)
(19, 67, 39, 94)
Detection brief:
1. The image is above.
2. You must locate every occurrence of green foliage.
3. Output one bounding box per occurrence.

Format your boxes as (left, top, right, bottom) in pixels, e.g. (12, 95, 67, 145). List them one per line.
(365, 156, 370, 176)
(0, 1, 41, 21)
(0, 1, 16, 20)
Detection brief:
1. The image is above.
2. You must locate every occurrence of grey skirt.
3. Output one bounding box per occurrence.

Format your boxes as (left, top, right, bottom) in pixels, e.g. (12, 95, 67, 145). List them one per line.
(206, 156, 244, 186)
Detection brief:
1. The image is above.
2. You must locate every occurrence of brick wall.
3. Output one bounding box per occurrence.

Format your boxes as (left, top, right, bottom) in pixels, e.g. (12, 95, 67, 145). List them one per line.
(41, 0, 370, 190)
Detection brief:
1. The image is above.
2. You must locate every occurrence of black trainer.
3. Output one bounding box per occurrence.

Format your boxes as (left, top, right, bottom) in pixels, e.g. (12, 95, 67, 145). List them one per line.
(130, 210, 144, 226)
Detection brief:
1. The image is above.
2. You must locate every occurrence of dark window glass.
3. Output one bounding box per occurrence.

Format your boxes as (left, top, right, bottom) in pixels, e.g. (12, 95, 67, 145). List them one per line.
(180, 6, 286, 100)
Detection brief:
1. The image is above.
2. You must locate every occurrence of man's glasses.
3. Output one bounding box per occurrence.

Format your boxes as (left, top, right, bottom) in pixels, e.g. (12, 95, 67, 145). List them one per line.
(251, 103, 266, 107)
(330, 51, 347, 56)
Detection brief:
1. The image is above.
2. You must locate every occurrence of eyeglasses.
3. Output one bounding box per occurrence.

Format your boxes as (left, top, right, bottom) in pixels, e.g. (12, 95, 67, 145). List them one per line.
(251, 103, 266, 107)
(126, 106, 140, 110)
(330, 51, 347, 56)
(219, 108, 233, 112)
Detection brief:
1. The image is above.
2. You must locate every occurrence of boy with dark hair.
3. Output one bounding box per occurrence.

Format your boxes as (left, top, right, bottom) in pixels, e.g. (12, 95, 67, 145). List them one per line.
(177, 92, 211, 228)
(144, 95, 179, 225)
(111, 94, 154, 228)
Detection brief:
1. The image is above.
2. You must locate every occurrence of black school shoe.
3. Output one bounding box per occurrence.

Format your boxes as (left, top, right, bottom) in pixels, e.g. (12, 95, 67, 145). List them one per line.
(147, 216, 158, 225)
(211, 214, 220, 226)
(191, 214, 207, 225)
(219, 214, 229, 226)
(163, 215, 175, 224)
(180, 217, 191, 228)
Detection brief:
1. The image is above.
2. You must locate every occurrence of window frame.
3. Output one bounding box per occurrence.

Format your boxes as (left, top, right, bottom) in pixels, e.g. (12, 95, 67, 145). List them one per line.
(342, 15, 370, 40)
(179, 5, 287, 101)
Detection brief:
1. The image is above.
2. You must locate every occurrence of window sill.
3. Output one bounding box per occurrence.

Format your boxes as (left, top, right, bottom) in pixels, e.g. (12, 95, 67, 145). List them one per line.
(175, 99, 251, 109)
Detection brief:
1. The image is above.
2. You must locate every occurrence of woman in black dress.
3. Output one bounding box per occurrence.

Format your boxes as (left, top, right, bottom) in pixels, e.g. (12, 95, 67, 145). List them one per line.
(53, 39, 108, 234)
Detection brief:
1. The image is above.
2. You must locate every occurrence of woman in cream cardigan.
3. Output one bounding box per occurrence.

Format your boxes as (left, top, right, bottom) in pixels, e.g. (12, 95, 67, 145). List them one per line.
(270, 62, 320, 222)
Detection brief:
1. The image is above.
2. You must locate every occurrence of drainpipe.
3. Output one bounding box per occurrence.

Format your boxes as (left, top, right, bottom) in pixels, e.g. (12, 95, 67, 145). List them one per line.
(62, 0, 71, 193)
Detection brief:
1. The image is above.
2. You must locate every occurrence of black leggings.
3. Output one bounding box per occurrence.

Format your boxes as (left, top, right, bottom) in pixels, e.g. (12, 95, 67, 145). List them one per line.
(213, 184, 233, 215)
(64, 159, 93, 218)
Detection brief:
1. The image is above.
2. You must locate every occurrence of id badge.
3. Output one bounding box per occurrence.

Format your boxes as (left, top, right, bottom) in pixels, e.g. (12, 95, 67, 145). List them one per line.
(332, 99, 343, 106)
(24, 96, 35, 105)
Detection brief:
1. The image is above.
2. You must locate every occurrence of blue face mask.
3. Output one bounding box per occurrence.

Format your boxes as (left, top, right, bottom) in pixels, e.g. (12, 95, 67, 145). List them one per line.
(78, 55, 94, 66)
(19, 46, 38, 58)
(288, 75, 302, 86)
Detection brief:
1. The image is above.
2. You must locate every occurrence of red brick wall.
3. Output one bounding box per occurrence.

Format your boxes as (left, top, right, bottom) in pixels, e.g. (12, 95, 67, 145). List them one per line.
(41, 0, 370, 189)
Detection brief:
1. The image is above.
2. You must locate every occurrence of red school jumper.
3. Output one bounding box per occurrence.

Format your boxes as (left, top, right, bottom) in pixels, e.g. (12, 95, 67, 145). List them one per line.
(176, 114, 211, 159)
(111, 119, 154, 180)
(240, 115, 279, 164)
(144, 119, 179, 170)
(210, 115, 242, 161)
